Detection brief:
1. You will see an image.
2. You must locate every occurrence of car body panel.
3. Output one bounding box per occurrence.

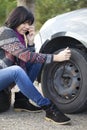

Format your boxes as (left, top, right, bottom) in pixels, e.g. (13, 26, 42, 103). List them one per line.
(35, 8, 87, 52)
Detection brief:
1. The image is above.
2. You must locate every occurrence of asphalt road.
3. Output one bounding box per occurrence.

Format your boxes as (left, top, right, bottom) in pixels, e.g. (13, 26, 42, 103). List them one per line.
(0, 84, 87, 130)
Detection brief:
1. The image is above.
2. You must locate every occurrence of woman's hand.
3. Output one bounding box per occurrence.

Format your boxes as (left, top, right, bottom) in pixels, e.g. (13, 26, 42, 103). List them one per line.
(26, 25, 35, 45)
(53, 47, 71, 62)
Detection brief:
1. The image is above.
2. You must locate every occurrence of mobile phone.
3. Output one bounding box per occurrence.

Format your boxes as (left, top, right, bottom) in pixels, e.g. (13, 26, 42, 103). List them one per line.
(25, 31, 29, 35)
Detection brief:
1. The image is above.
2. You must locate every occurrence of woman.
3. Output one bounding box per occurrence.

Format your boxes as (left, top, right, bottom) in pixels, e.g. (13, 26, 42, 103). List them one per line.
(0, 6, 71, 124)
(4, 6, 44, 112)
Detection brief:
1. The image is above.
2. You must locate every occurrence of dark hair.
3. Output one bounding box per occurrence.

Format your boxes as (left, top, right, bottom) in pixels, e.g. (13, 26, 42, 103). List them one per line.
(5, 6, 34, 29)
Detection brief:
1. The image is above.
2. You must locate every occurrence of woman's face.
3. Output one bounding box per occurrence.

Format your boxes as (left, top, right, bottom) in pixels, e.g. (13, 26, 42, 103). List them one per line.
(16, 22, 30, 35)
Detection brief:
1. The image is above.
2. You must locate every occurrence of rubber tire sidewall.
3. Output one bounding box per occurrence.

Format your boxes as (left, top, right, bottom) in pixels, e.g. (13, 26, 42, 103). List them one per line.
(41, 48, 87, 114)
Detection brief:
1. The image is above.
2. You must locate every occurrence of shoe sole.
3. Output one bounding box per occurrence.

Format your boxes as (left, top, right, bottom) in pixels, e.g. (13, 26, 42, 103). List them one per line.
(45, 117, 71, 125)
(14, 108, 42, 113)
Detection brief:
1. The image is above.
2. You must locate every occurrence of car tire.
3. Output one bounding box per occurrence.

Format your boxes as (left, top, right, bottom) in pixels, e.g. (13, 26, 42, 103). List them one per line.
(41, 48, 87, 114)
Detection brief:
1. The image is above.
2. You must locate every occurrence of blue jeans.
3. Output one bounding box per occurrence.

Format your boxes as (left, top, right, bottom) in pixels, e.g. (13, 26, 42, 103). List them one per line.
(0, 65, 51, 107)
(25, 62, 42, 82)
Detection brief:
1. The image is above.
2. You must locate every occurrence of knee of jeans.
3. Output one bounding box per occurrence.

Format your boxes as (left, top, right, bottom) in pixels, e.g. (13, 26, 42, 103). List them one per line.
(15, 65, 23, 71)
(12, 65, 23, 74)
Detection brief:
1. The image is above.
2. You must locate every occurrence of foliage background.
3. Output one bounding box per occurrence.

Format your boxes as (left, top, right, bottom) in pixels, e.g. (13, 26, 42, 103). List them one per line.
(0, 0, 87, 30)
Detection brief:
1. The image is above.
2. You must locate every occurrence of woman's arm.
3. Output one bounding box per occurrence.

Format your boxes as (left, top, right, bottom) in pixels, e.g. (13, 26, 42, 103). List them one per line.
(1, 42, 71, 64)
(0, 26, 71, 64)
(0, 42, 52, 64)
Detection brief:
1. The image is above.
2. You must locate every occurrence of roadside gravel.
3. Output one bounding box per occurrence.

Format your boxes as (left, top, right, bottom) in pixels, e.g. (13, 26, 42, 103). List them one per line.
(0, 84, 87, 130)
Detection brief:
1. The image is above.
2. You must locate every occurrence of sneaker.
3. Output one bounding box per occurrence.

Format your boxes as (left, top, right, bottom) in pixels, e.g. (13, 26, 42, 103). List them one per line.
(14, 92, 42, 112)
(42, 103, 71, 125)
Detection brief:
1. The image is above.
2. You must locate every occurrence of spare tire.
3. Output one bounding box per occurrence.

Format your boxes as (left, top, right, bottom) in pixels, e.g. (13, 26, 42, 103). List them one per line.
(0, 88, 11, 113)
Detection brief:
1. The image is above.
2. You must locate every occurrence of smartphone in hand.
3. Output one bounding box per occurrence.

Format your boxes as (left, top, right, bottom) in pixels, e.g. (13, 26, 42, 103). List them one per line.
(25, 31, 29, 35)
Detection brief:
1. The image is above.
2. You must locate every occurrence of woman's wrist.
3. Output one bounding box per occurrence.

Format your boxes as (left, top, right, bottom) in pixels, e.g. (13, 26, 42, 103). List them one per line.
(27, 39, 35, 45)
(27, 43, 35, 47)
(53, 55, 58, 62)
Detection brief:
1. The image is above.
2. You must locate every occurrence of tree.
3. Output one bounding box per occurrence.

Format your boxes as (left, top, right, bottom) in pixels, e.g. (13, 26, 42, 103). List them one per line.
(35, 0, 87, 30)
(0, 0, 16, 26)
(0, 0, 87, 30)
(17, 0, 35, 16)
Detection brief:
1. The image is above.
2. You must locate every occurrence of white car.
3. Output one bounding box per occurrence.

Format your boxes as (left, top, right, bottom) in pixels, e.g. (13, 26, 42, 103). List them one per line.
(34, 8, 87, 114)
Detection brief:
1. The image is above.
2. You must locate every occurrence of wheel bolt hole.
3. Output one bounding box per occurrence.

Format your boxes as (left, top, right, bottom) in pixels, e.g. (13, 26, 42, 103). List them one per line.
(77, 78, 80, 81)
(70, 64, 73, 67)
(75, 69, 79, 73)
(72, 93, 75, 97)
(76, 86, 79, 90)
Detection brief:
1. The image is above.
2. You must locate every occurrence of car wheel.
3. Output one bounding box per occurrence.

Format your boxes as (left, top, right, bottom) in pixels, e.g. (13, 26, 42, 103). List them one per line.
(41, 48, 87, 114)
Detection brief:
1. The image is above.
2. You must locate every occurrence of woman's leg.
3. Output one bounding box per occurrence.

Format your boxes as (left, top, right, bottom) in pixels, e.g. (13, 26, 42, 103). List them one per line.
(0, 65, 50, 107)
(15, 62, 42, 111)
(26, 62, 42, 82)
